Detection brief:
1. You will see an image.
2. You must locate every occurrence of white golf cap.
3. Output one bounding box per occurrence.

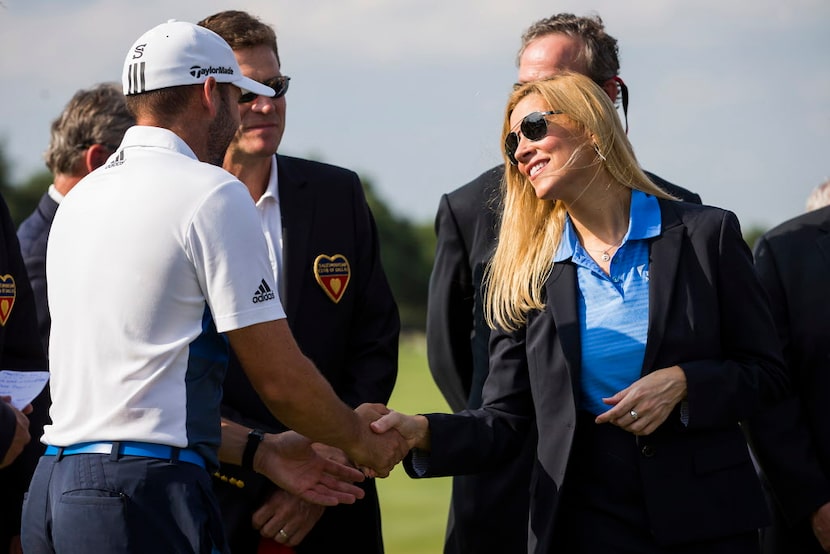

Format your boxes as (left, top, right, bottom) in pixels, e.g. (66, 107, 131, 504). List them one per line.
(122, 19, 274, 98)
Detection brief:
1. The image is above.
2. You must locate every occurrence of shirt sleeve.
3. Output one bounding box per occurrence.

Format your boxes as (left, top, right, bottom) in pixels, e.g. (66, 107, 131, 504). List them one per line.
(187, 181, 286, 333)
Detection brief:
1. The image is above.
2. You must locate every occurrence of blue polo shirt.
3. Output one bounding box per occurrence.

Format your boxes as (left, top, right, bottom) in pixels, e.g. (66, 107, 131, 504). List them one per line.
(554, 190, 662, 416)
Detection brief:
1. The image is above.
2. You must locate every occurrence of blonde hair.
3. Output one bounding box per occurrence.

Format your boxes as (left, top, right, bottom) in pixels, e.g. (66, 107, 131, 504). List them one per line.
(485, 72, 673, 331)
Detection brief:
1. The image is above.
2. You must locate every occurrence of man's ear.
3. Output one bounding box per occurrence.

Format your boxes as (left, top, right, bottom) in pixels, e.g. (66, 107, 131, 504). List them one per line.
(200, 76, 219, 118)
(599, 78, 619, 104)
(85, 143, 111, 172)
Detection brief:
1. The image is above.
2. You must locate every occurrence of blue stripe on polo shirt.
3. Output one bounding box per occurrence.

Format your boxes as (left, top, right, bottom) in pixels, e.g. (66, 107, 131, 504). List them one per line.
(184, 307, 230, 471)
(554, 190, 662, 416)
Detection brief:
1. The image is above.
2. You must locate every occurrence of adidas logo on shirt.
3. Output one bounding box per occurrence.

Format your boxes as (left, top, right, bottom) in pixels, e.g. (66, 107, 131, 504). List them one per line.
(252, 279, 275, 303)
(104, 150, 125, 169)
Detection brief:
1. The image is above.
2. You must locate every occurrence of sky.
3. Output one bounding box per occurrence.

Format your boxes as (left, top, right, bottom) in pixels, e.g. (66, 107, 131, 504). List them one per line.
(1, 0, 828, 230)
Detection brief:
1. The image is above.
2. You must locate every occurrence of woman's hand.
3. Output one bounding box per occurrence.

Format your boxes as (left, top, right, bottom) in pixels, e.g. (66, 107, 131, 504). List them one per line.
(370, 410, 431, 452)
(594, 366, 687, 435)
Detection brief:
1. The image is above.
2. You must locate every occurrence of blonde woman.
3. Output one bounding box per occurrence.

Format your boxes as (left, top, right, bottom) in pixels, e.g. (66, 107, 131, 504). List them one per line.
(374, 72, 788, 553)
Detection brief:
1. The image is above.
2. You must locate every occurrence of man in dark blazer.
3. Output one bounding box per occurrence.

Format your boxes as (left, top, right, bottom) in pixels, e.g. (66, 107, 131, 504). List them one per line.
(746, 204, 830, 553)
(17, 83, 134, 350)
(199, 11, 399, 553)
(0, 191, 47, 554)
(426, 13, 702, 553)
(408, 198, 788, 553)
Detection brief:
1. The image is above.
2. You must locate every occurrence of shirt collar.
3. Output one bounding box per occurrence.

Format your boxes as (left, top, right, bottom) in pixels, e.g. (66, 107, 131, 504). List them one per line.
(554, 190, 662, 262)
(256, 154, 280, 206)
(47, 184, 64, 204)
(120, 125, 198, 160)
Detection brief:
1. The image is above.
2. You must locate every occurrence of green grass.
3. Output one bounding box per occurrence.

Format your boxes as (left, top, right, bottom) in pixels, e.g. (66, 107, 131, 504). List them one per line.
(378, 333, 452, 554)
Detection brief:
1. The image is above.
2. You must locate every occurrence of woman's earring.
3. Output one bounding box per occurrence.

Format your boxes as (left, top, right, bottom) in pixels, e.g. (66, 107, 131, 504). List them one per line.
(593, 143, 606, 161)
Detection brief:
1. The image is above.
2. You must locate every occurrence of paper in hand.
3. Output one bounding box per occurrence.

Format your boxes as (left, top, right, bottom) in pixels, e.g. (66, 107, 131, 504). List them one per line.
(0, 370, 50, 410)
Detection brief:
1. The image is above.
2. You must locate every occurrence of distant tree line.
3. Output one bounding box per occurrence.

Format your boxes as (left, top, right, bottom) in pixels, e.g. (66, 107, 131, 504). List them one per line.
(362, 179, 435, 331)
(0, 143, 51, 226)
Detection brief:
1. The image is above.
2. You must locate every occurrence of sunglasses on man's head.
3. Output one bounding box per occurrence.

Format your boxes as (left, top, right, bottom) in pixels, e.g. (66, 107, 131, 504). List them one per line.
(238, 76, 291, 104)
(504, 110, 563, 165)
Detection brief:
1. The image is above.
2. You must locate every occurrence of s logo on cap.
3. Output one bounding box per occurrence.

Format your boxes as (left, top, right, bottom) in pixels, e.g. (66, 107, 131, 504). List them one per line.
(132, 44, 145, 60)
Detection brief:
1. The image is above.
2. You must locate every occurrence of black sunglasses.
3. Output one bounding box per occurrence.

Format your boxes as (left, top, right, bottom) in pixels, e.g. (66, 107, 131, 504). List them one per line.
(504, 110, 563, 165)
(238, 76, 291, 104)
(512, 76, 630, 133)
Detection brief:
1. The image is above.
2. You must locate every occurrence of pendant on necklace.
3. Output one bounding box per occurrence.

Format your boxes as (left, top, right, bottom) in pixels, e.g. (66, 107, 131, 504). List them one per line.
(601, 252, 611, 262)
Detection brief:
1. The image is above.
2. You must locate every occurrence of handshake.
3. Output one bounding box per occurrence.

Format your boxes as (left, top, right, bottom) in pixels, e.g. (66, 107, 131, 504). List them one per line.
(248, 403, 430, 508)
(354, 403, 431, 478)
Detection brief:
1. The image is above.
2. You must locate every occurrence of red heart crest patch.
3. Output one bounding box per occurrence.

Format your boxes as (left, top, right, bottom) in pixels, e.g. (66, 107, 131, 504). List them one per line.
(313, 254, 350, 304)
(0, 274, 16, 327)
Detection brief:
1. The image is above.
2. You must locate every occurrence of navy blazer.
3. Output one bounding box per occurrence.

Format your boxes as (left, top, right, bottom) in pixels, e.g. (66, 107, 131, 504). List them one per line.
(215, 155, 399, 553)
(1, 193, 48, 548)
(220, 155, 400, 416)
(426, 166, 501, 413)
(745, 205, 830, 548)
(411, 199, 787, 553)
(16, 192, 58, 351)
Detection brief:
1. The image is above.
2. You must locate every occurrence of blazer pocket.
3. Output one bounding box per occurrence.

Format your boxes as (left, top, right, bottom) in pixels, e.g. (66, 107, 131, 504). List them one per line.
(693, 434, 752, 474)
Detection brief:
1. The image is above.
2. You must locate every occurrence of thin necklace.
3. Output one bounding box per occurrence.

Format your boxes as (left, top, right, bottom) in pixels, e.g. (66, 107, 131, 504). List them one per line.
(584, 239, 624, 262)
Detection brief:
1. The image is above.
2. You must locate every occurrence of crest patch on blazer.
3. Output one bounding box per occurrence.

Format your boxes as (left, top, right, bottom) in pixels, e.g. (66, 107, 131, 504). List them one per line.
(0, 274, 16, 326)
(313, 254, 350, 304)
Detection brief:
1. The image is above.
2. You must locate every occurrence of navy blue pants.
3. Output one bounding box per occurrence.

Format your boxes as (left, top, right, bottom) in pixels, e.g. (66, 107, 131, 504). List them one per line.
(21, 453, 228, 553)
(555, 412, 760, 554)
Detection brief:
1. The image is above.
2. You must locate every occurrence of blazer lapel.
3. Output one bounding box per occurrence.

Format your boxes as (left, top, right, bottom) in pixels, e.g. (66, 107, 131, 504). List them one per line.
(546, 261, 582, 398)
(276, 155, 313, 322)
(642, 201, 684, 373)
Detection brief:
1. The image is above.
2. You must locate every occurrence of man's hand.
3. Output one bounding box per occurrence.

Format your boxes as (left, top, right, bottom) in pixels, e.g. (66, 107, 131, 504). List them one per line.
(1, 397, 32, 469)
(254, 431, 365, 506)
(311, 442, 351, 466)
(252, 489, 325, 548)
(344, 403, 410, 478)
(811, 501, 830, 552)
(594, 366, 687, 436)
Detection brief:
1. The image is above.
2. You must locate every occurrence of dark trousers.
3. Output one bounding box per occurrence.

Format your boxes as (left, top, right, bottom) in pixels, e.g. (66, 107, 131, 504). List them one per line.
(555, 412, 759, 554)
(21, 453, 227, 554)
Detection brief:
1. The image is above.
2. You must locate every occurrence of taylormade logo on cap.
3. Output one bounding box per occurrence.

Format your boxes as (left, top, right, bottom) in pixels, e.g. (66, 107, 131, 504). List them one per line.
(189, 66, 234, 78)
(122, 19, 274, 98)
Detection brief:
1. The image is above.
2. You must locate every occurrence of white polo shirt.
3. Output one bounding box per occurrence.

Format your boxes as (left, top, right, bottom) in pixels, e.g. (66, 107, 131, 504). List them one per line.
(42, 126, 285, 467)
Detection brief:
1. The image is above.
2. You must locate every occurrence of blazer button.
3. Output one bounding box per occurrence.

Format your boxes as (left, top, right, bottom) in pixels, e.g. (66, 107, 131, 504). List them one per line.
(641, 445, 656, 458)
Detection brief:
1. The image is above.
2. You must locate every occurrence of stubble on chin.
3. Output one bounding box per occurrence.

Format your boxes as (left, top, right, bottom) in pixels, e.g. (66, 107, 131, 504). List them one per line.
(206, 106, 237, 166)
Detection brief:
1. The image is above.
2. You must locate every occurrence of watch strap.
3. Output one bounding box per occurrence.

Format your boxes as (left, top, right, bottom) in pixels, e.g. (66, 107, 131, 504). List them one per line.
(242, 428, 265, 471)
